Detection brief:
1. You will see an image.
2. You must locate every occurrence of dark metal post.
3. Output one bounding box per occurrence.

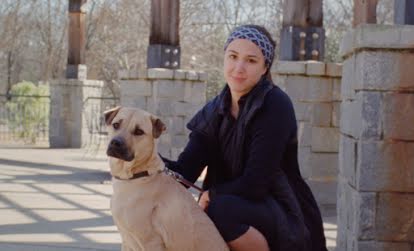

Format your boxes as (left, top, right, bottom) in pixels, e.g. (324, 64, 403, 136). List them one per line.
(279, 0, 325, 61)
(353, 0, 378, 27)
(394, 0, 414, 25)
(67, 0, 87, 79)
(147, 0, 180, 69)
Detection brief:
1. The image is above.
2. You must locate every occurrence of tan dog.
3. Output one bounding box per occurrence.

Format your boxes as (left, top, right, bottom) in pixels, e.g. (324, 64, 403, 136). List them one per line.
(104, 106, 229, 251)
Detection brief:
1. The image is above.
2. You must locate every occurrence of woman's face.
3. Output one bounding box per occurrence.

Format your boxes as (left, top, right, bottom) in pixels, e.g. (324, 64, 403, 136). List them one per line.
(224, 39, 267, 98)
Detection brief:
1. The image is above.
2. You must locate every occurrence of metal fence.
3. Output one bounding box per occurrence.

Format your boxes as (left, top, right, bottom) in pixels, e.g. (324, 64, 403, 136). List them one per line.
(82, 96, 120, 151)
(0, 94, 120, 148)
(0, 94, 50, 146)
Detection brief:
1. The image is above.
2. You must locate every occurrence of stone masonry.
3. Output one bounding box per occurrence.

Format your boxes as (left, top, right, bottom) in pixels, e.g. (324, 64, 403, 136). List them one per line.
(119, 68, 207, 160)
(272, 60, 342, 214)
(337, 24, 414, 251)
(49, 74, 104, 148)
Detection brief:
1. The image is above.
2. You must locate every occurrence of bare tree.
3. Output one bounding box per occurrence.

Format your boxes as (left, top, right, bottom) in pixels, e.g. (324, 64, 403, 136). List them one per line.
(2, 0, 395, 98)
(33, 0, 67, 80)
(324, 0, 393, 62)
(0, 0, 39, 94)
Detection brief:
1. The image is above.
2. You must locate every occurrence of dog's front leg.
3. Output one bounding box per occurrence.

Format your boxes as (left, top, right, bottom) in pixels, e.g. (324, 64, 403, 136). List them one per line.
(119, 229, 144, 251)
(121, 243, 134, 251)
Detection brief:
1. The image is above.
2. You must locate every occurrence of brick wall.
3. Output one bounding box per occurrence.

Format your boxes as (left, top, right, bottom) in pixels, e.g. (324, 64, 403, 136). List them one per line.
(119, 68, 207, 159)
(272, 60, 342, 214)
(49, 79, 104, 148)
(337, 24, 414, 251)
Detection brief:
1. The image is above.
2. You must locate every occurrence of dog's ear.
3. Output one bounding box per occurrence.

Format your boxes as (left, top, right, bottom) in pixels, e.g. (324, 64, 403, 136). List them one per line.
(151, 116, 166, 138)
(104, 106, 121, 125)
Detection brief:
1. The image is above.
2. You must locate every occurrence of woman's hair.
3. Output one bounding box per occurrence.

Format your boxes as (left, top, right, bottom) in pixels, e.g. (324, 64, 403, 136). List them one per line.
(227, 24, 277, 81)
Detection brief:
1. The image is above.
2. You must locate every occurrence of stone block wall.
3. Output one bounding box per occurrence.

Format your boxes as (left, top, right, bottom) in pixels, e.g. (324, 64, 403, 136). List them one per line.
(337, 24, 414, 251)
(272, 60, 342, 213)
(49, 79, 104, 148)
(119, 68, 207, 159)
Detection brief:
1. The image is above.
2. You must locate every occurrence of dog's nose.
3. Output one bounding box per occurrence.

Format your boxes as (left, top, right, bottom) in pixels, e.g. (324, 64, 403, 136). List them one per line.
(109, 138, 124, 148)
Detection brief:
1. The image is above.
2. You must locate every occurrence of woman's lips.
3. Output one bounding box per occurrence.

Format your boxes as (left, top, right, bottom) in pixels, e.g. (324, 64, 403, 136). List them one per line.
(231, 76, 247, 82)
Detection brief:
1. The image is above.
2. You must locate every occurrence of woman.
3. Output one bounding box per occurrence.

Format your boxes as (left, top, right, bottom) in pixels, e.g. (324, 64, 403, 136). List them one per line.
(162, 25, 327, 251)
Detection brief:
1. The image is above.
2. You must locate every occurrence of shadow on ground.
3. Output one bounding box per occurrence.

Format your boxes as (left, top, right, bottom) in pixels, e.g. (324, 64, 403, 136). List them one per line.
(0, 150, 120, 251)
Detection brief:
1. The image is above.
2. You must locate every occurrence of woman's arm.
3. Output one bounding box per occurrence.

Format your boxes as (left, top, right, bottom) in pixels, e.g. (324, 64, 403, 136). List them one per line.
(161, 131, 209, 184)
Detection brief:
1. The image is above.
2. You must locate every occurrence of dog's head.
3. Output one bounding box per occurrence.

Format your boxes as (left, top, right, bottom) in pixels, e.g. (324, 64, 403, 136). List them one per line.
(104, 106, 166, 166)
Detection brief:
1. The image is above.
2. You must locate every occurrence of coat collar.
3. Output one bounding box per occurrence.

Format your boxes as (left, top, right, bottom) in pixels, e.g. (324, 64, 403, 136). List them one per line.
(218, 77, 274, 118)
(187, 77, 274, 137)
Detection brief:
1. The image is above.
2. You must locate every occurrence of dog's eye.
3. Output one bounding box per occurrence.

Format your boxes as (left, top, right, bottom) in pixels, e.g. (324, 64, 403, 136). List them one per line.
(133, 127, 144, 136)
(113, 122, 120, 130)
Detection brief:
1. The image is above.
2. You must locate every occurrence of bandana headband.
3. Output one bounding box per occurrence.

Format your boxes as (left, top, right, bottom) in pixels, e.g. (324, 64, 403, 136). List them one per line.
(224, 26, 274, 66)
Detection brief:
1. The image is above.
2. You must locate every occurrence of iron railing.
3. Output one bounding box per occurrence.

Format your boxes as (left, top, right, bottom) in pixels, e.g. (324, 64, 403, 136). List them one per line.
(82, 96, 120, 150)
(0, 94, 120, 148)
(0, 94, 50, 145)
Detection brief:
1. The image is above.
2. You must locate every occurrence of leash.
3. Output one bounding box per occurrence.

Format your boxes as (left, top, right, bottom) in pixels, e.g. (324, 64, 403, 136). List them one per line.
(113, 167, 204, 193)
(163, 168, 204, 192)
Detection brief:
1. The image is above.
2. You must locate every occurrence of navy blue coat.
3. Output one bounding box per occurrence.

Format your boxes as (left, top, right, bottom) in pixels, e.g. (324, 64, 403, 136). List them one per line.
(163, 78, 327, 251)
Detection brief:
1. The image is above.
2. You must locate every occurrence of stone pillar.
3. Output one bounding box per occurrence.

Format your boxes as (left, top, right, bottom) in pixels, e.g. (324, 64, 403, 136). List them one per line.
(49, 78, 103, 148)
(119, 68, 207, 159)
(272, 60, 342, 214)
(337, 24, 414, 251)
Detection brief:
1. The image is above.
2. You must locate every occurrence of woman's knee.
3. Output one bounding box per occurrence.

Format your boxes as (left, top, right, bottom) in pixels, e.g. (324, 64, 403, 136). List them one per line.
(207, 194, 239, 221)
(206, 194, 251, 242)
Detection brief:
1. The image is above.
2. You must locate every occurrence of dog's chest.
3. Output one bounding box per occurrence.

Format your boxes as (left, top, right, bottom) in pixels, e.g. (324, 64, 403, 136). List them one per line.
(111, 183, 157, 231)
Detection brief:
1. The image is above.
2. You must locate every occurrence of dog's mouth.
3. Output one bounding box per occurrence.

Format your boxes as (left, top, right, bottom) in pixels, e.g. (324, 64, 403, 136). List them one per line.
(106, 147, 135, 162)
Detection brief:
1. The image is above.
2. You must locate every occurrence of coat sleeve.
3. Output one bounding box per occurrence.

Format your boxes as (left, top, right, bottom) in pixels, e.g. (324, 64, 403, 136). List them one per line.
(210, 91, 298, 202)
(162, 96, 222, 184)
(161, 131, 208, 184)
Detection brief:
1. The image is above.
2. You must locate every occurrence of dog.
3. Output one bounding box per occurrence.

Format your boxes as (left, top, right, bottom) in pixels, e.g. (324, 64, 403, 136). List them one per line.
(104, 106, 229, 251)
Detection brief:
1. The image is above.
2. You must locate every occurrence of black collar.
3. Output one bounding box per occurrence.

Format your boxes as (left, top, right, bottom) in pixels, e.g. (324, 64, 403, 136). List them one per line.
(113, 170, 150, 180)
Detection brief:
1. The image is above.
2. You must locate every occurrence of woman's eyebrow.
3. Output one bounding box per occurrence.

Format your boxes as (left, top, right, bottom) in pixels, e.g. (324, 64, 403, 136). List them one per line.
(228, 50, 259, 58)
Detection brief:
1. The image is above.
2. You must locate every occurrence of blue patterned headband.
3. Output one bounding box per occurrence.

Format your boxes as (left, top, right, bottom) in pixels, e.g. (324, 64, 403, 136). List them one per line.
(224, 26, 275, 66)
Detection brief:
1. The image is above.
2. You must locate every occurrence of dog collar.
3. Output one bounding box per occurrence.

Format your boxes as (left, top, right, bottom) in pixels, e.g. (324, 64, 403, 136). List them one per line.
(112, 167, 203, 193)
(113, 170, 162, 180)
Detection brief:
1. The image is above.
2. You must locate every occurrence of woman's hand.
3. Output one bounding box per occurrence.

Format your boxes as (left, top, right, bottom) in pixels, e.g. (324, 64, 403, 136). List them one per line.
(198, 190, 210, 211)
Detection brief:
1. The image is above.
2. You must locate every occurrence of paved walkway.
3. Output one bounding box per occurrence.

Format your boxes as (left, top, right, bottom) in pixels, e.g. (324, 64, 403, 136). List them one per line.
(0, 146, 337, 251)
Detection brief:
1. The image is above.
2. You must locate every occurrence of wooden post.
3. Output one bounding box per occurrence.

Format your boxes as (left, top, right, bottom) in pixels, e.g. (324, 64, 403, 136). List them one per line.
(394, 0, 414, 25)
(279, 0, 325, 61)
(147, 0, 180, 69)
(67, 0, 87, 79)
(353, 0, 378, 27)
(282, 0, 323, 27)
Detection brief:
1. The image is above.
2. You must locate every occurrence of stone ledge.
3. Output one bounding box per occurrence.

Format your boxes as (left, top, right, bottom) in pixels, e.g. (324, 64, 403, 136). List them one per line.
(326, 63, 342, 77)
(274, 61, 306, 74)
(50, 79, 96, 87)
(306, 61, 325, 76)
(274, 61, 343, 77)
(148, 68, 175, 79)
(119, 69, 145, 80)
(340, 24, 414, 58)
(82, 80, 105, 88)
(173, 69, 187, 80)
(122, 68, 208, 82)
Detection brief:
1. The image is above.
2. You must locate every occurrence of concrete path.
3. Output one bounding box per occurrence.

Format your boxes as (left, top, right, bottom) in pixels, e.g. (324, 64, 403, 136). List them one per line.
(0, 146, 337, 251)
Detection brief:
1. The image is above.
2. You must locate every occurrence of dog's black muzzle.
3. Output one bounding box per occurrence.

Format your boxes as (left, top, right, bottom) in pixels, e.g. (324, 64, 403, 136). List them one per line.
(107, 136, 134, 161)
